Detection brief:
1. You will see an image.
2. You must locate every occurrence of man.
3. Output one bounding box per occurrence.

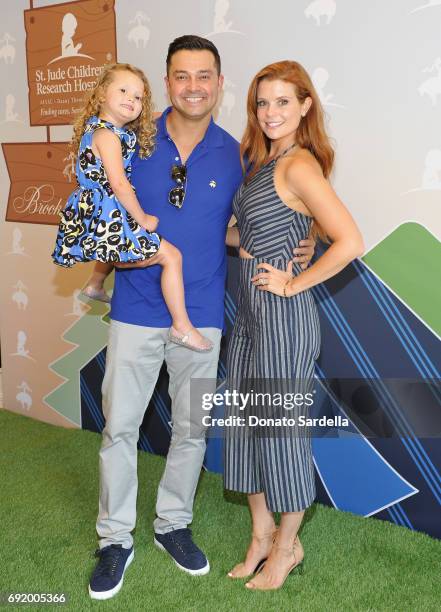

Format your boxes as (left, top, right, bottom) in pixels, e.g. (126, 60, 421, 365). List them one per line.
(88, 35, 314, 600)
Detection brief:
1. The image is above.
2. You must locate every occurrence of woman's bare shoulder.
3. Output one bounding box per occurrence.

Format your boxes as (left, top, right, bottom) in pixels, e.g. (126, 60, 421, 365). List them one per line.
(284, 148, 323, 187)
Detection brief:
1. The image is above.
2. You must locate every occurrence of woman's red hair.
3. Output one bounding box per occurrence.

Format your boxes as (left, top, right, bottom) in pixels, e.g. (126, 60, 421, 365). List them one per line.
(241, 60, 334, 182)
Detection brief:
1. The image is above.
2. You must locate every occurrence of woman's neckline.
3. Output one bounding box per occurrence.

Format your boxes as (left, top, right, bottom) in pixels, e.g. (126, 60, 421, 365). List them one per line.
(267, 142, 297, 165)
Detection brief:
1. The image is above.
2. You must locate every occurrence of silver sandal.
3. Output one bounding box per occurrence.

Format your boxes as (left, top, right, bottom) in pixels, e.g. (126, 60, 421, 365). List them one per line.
(81, 286, 111, 303)
(168, 328, 213, 353)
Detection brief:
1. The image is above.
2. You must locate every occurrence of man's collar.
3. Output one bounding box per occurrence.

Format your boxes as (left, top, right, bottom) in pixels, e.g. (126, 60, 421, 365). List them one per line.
(157, 107, 224, 148)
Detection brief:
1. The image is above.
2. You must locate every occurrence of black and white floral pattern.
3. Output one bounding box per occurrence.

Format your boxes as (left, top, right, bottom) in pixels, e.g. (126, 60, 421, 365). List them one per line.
(52, 116, 160, 267)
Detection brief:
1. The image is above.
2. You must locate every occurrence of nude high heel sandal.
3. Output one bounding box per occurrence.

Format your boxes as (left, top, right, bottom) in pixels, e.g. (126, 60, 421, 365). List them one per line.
(245, 536, 304, 591)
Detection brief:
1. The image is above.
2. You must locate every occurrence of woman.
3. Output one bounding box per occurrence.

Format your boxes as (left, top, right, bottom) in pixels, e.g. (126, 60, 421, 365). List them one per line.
(224, 60, 364, 591)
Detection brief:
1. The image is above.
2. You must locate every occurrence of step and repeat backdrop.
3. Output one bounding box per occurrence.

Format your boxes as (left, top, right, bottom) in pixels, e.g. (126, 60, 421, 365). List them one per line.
(0, 0, 440, 537)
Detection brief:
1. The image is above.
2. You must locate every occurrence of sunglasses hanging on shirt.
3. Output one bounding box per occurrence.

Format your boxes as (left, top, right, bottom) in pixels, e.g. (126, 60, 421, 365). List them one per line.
(168, 164, 187, 209)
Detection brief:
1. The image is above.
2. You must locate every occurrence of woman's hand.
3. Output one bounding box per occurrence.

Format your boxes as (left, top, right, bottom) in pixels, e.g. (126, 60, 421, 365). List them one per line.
(251, 261, 298, 297)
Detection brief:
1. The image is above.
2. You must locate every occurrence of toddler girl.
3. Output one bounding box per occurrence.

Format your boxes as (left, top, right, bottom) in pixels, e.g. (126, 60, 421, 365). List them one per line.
(52, 63, 212, 352)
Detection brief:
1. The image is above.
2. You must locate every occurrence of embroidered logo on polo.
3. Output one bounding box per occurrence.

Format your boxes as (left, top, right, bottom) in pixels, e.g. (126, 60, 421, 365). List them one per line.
(209, 180, 217, 188)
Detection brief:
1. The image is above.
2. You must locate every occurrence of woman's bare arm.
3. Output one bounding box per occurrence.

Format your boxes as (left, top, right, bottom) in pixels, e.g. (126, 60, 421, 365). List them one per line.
(252, 154, 364, 296)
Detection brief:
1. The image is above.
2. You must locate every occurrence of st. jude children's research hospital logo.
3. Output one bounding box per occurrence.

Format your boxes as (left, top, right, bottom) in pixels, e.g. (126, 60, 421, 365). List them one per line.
(24, 0, 116, 126)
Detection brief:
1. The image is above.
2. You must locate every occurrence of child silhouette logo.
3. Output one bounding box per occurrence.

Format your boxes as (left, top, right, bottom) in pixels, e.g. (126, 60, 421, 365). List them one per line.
(128, 12, 150, 49)
(8, 228, 27, 256)
(11, 330, 35, 361)
(312, 67, 346, 108)
(0, 94, 23, 125)
(4, 94, 21, 123)
(48, 12, 93, 64)
(205, 0, 244, 36)
(0, 33, 15, 64)
(16, 382, 32, 411)
(402, 149, 441, 193)
(12, 281, 29, 311)
(304, 0, 337, 26)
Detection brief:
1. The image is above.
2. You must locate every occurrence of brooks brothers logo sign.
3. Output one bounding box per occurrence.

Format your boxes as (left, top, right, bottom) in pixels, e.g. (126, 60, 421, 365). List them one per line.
(3, 142, 75, 225)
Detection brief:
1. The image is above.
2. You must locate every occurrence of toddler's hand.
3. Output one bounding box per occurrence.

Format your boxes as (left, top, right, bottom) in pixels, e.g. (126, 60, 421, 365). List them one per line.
(144, 214, 159, 233)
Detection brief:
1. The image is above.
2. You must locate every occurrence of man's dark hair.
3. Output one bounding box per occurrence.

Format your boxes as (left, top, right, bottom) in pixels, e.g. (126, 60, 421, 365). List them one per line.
(166, 35, 221, 75)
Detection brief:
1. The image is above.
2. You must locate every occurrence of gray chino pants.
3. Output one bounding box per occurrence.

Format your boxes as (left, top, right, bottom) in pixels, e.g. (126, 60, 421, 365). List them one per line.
(96, 320, 222, 549)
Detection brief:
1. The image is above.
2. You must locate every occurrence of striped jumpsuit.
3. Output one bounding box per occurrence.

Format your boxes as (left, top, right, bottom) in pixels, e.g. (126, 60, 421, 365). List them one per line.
(223, 156, 321, 512)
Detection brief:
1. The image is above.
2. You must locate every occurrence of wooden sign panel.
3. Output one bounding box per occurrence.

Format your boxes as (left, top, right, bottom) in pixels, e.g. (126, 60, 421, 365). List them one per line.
(3, 142, 76, 225)
(24, 0, 117, 126)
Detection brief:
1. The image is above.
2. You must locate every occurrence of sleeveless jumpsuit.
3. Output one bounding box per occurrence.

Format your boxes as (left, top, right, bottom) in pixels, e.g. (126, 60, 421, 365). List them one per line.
(223, 155, 321, 512)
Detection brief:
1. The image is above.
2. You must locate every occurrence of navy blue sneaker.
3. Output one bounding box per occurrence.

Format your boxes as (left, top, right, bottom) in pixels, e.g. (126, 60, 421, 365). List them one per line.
(88, 544, 134, 600)
(154, 528, 210, 576)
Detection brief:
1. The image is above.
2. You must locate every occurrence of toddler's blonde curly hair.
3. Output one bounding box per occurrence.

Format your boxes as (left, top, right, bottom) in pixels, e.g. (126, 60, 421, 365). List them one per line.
(71, 63, 156, 160)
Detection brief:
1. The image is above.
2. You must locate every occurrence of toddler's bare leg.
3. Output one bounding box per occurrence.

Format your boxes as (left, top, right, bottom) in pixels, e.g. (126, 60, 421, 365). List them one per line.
(82, 262, 113, 303)
(155, 240, 212, 352)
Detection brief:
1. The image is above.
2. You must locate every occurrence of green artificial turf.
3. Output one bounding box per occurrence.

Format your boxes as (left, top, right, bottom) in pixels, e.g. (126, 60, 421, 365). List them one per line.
(1, 408, 440, 612)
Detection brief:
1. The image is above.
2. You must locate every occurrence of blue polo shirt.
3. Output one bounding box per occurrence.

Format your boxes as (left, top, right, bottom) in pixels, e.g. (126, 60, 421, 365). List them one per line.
(110, 107, 242, 329)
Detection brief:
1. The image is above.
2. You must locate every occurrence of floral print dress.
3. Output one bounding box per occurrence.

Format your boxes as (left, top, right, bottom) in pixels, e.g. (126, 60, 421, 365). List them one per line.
(52, 115, 161, 267)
